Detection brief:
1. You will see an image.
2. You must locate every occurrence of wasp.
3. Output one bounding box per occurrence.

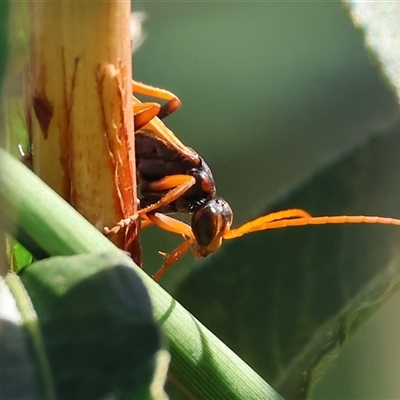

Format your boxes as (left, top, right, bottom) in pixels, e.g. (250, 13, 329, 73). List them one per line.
(105, 81, 400, 281)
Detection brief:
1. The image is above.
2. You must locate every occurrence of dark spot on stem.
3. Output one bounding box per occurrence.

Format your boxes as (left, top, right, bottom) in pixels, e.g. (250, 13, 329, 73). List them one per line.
(33, 95, 53, 139)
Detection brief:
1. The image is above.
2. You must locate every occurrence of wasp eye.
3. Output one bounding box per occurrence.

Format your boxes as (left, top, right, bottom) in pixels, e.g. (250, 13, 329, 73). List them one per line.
(191, 197, 233, 254)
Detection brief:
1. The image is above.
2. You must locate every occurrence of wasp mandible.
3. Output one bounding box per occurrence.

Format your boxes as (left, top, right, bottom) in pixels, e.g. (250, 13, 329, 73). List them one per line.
(106, 81, 400, 280)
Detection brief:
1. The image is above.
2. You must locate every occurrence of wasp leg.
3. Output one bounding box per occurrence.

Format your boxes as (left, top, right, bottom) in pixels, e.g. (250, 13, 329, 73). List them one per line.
(145, 212, 195, 281)
(223, 209, 311, 239)
(145, 212, 194, 238)
(133, 80, 181, 120)
(132, 91, 198, 163)
(224, 210, 400, 240)
(138, 174, 196, 215)
(105, 175, 196, 235)
(139, 213, 154, 229)
(153, 240, 194, 281)
(134, 102, 162, 130)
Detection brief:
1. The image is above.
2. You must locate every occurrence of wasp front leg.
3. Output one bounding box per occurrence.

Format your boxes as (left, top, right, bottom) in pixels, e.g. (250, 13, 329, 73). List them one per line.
(153, 239, 194, 281)
(138, 174, 196, 215)
(144, 212, 195, 281)
(105, 174, 196, 235)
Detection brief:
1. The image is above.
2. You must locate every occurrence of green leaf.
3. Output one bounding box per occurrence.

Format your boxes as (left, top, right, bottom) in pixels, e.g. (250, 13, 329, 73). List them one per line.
(15, 252, 161, 399)
(344, 2, 400, 100)
(12, 240, 33, 271)
(176, 126, 400, 399)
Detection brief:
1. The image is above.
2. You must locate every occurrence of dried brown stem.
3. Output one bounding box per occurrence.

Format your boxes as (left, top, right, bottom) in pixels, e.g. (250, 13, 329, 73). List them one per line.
(26, 2, 139, 262)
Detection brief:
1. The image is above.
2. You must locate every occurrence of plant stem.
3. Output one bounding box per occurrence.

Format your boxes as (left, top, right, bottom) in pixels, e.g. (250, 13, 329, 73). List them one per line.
(26, 1, 139, 261)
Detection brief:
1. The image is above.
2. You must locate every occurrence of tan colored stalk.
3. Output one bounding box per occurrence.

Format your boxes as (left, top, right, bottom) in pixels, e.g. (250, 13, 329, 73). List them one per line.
(26, 2, 138, 261)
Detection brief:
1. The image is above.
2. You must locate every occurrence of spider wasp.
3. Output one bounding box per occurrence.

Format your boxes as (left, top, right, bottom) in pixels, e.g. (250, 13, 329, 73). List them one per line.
(105, 81, 400, 281)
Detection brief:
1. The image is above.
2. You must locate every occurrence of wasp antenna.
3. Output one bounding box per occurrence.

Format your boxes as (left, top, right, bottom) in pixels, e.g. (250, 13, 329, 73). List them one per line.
(302, 215, 400, 226)
(225, 213, 400, 240)
(224, 209, 311, 239)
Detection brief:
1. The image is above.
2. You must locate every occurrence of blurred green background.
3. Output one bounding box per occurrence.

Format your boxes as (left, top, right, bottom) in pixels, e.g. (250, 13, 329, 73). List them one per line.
(134, 2, 400, 398)
(134, 1, 399, 272)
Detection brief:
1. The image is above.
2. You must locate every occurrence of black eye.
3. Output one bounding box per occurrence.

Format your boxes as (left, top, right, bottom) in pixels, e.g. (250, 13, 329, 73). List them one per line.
(191, 198, 233, 247)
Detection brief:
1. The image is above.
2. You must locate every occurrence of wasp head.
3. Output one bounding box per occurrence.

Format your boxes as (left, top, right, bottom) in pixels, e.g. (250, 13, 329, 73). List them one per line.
(191, 197, 233, 257)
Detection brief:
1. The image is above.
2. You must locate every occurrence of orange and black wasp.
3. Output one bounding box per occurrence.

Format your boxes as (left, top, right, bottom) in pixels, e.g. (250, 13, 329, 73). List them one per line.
(106, 81, 400, 280)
